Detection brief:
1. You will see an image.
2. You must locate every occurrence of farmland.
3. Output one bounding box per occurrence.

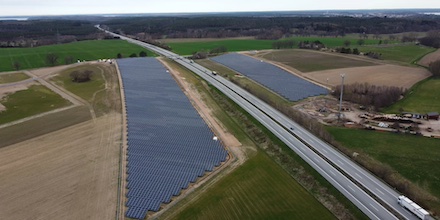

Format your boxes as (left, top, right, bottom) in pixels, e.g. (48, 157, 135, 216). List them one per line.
(168, 150, 336, 220)
(0, 63, 122, 219)
(385, 78, 440, 113)
(249, 49, 431, 89)
(287, 36, 386, 48)
(253, 49, 377, 72)
(0, 40, 150, 72)
(167, 39, 274, 55)
(165, 36, 389, 56)
(326, 127, 440, 213)
(359, 44, 435, 63)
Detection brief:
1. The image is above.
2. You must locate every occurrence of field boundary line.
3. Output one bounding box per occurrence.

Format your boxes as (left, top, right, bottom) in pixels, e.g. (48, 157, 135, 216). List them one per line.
(114, 61, 128, 220)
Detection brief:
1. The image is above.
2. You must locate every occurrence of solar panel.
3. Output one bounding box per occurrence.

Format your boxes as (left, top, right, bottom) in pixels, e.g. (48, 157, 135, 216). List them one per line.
(211, 53, 328, 101)
(118, 57, 228, 220)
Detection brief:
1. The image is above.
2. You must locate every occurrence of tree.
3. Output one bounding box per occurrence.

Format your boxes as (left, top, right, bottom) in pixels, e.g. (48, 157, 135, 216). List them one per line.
(129, 53, 138, 57)
(343, 40, 351, 47)
(12, 61, 21, 70)
(117, 53, 123, 59)
(70, 70, 92, 83)
(429, 60, 440, 77)
(46, 53, 59, 66)
(352, 48, 360, 55)
(357, 39, 365, 46)
(139, 51, 147, 57)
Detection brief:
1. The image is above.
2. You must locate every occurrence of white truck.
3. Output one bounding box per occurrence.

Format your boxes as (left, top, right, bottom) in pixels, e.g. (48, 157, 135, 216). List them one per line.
(397, 195, 430, 220)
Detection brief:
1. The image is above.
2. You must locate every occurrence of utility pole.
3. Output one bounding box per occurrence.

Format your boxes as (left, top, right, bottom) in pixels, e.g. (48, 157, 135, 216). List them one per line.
(338, 74, 345, 121)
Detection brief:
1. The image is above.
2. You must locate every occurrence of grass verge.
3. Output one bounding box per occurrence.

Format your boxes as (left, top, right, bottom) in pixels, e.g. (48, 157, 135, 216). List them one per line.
(327, 127, 440, 214)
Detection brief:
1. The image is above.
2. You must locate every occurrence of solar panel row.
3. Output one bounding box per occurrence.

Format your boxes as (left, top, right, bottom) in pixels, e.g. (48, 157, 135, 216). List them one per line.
(211, 53, 328, 101)
(117, 57, 228, 220)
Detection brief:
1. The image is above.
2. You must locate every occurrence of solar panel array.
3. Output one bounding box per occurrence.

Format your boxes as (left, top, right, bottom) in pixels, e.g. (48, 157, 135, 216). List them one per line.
(212, 53, 328, 101)
(117, 57, 228, 220)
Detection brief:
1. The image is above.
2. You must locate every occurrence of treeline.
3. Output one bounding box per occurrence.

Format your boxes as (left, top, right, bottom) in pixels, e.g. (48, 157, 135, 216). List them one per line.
(332, 83, 405, 110)
(191, 46, 228, 59)
(0, 20, 101, 47)
(419, 30, 440, 48)
(102, 16, 440, 40)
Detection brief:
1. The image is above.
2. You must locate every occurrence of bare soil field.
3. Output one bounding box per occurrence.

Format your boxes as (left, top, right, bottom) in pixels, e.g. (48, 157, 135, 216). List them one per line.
(0, 112, 121, 220)
(306, 64, 431, 89)
(418, 48, 440, 67)
(0, 61, 122, 220)
(246, 49, 431, 90)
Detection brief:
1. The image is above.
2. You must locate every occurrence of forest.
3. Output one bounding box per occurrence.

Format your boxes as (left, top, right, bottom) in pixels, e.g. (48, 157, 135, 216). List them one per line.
(2, 14, 440, 48)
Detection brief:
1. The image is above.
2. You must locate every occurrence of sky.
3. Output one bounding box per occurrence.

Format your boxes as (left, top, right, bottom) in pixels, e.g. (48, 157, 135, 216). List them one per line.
(1, 0, 440, 16)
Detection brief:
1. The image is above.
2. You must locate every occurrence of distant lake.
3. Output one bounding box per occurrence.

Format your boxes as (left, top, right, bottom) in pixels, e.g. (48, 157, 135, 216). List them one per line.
(424, 12, 440, 15)
(0, 17, 28, 21)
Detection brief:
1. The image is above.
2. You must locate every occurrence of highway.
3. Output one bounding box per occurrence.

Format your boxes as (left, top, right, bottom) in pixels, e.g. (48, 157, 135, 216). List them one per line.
(97, 25, 420, 220)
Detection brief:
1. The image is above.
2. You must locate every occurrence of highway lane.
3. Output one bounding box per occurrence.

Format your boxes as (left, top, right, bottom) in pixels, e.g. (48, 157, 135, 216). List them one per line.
(97, 26, 416, 220)
(174, 54, 397, 220)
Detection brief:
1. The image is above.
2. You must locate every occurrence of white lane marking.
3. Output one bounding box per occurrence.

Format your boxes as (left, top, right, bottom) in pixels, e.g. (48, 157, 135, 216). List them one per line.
(355, 172, 363, 179)
(330, 171, 336, 176)
(370, 203, 379, 212)
(321, 149, 328, 154)
(314, 157, 320, 163)
(338, 160, 344, 165)
(376, 188, 385, 195)
(348, 185, 356, 192)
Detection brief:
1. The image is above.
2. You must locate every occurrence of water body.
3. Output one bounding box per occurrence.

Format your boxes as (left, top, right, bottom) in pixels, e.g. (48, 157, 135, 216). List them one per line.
(424, 12, 440, 15)
(0, 17, 28, 21)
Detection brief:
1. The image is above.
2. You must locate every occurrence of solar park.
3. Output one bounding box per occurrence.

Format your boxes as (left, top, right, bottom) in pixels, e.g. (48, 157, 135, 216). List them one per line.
(117, 58, 228, 219)
(211, 53, 328, 101)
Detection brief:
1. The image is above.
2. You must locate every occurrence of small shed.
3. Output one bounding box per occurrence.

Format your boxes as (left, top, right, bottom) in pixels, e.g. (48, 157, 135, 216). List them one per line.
(426, 112, 439, 120)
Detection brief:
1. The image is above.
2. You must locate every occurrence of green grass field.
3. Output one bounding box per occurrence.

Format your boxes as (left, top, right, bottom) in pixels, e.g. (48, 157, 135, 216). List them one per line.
(51, 64, 105, 102)
(258, 49, 377, 72)
(171, 150, 335, 220)
(167, 39, 274, 55)
(0, 72, 30, 84)
(0, 40, 150, 72)
(385, 78, 440, 113)
(359, 45, 435, 63)
(326, 127, 440, 211)
(0, 84, 71, 124)
(166, 36, 385, 55)
(0, 105, 91, 148)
